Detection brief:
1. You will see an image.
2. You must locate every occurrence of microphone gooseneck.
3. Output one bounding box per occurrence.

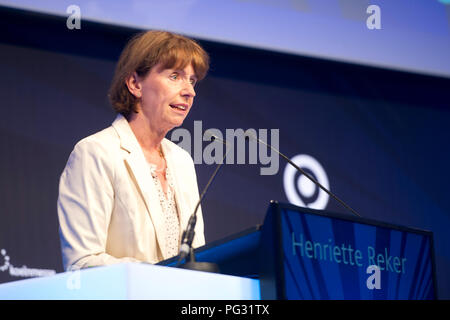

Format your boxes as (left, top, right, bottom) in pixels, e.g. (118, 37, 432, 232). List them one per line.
(175, 130, 362, 271)
(246, 132, 362, 218)
(175, 133, 230, 268)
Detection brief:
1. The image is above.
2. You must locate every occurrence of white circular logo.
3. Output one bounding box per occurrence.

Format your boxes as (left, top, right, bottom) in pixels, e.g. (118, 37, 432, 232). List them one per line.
(283, 154, 330, 210)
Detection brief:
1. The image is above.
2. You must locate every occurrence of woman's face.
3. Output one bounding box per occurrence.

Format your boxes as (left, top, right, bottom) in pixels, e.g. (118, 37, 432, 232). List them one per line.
(136, 62, 198, 132)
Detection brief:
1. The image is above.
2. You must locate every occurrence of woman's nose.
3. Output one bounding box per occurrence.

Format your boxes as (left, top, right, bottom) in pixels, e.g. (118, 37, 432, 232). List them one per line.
(181, 81, 196, 98)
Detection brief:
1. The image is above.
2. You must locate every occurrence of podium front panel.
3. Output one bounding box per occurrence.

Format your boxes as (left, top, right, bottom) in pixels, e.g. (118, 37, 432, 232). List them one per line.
(261, 202, 436, 300)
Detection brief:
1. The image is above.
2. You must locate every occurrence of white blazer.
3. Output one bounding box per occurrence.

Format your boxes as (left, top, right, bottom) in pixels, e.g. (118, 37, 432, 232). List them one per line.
(57, 114, 205, 271)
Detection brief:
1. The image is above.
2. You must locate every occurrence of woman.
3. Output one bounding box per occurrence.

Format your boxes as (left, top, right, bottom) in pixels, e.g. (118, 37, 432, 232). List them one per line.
(57, 30, 209, 271)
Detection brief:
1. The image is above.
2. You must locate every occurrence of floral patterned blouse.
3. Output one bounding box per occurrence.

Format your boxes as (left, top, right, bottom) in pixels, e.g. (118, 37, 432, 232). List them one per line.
(148, 163, 180, 258)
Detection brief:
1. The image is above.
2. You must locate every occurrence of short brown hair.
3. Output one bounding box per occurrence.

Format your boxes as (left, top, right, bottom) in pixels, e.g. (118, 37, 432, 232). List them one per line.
(108, 30, 210, 117)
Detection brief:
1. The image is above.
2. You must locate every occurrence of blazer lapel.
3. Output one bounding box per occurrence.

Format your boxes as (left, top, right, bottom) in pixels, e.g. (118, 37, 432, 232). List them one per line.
(111, 115, 168, 259)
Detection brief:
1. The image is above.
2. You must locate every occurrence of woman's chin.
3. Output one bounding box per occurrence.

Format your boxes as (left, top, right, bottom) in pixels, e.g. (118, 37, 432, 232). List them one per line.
(166, 119, 185, 131)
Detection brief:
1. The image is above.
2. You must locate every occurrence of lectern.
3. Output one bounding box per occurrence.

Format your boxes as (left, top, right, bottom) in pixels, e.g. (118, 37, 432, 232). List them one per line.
(0, 202, 436, 299)
(162, 201, 437, 300)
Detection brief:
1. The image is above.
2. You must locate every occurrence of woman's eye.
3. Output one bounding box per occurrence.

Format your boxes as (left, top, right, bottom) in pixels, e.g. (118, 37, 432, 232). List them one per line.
(170, 73, 178, 80)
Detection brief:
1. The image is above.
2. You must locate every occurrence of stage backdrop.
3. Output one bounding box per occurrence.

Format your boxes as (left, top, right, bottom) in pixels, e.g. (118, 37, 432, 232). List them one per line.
(0, 7, 449, 298)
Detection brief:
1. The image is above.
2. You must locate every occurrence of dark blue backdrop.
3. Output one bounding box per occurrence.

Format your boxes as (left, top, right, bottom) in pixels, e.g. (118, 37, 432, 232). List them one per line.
(0, 7, 449, 298)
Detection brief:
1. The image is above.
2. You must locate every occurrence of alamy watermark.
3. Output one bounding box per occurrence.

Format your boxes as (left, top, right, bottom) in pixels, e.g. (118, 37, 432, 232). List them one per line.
(66, 4, 81, 30)
(170, 122, 332, 211)
(66, 265, 81, 290)
(170, 121, 280, 175)
(366, 4, 381, 30)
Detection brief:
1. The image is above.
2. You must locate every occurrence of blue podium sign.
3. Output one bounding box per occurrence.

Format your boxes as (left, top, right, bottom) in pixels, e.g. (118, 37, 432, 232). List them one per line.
(260, 202, 437, 300)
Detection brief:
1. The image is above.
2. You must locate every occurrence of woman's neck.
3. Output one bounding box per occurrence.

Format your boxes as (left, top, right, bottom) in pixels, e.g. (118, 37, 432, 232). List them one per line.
(127, 111, 167, 154)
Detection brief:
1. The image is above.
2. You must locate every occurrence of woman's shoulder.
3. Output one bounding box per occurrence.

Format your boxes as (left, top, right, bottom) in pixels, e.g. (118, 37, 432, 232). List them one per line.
(72, 125, 119, 157)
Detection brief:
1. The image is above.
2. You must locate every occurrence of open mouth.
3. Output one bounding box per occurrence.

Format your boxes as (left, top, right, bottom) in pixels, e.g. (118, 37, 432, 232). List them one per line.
(170, 104, 187, 111)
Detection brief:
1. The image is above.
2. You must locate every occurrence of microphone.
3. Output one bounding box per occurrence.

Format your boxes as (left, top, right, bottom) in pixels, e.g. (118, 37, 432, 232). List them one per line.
(246, 132, 362, 218)
(175, 131, 231, 271)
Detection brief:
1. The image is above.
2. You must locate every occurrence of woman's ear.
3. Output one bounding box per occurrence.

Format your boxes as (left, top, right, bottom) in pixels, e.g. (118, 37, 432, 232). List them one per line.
(125, 72, 142, 98)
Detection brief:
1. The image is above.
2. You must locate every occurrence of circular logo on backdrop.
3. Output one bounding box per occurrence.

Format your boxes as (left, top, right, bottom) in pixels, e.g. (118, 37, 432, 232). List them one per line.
(283, 154, 330, 210)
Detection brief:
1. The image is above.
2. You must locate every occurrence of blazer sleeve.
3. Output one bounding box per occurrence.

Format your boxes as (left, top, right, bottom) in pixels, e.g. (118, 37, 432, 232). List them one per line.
(57, 137, 140, 271)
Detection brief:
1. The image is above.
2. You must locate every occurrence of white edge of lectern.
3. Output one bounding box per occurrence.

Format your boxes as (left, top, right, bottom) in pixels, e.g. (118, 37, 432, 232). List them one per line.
(0, 262, 261, 300)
